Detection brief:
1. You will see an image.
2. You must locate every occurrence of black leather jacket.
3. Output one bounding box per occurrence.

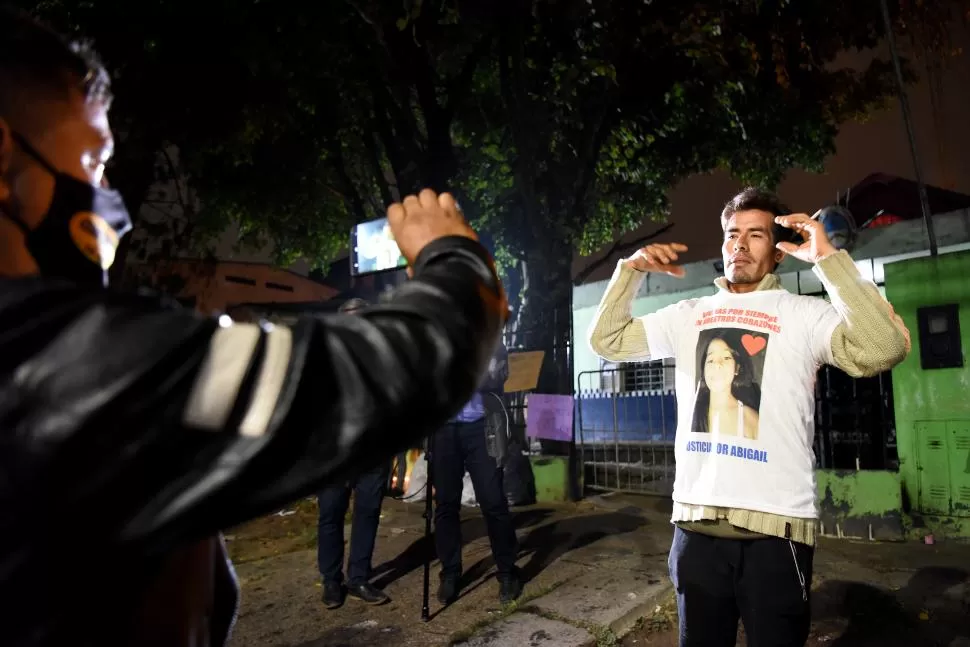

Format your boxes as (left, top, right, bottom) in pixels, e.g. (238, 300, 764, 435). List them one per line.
(0, 236, 505, 646)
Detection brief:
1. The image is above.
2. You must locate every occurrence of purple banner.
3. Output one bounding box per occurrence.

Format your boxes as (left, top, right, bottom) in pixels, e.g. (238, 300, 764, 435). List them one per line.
(527, 394, 574, 442)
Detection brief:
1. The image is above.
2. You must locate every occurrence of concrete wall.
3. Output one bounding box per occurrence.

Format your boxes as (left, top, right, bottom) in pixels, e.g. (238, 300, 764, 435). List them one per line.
(885, 250, 970, 537)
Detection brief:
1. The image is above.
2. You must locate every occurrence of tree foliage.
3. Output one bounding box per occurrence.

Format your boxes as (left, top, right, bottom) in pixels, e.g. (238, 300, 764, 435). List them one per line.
(18, 0, 970, 389)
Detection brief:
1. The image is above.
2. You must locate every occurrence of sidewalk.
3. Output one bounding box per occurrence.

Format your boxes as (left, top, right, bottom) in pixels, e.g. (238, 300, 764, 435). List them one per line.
(226, 495, 674, 647)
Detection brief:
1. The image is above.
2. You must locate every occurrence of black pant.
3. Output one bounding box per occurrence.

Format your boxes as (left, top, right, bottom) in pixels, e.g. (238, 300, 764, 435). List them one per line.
(431, 419, 518, 577)
(317, 463, 388, 586)
(668, 526, 814, 647)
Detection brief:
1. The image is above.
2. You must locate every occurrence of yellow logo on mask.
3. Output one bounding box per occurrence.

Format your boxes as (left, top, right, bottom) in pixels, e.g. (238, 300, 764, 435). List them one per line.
(69, 212, 120, 270)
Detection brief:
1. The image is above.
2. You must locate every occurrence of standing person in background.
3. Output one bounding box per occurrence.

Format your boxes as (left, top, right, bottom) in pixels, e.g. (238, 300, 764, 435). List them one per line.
(316, 298, 392, 608)
(431, 337, 523, 606)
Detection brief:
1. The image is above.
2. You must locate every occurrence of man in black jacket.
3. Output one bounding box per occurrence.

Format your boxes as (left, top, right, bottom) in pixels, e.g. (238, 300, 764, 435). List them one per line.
(317, 297, 391, 608)
(432, 337, 523, 606)
(0, 9, 507, 647)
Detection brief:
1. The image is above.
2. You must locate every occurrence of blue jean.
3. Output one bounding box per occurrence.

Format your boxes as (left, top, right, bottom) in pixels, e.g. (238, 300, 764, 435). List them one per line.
(432, 418, 518, 576)
(316, 463, 388, 585)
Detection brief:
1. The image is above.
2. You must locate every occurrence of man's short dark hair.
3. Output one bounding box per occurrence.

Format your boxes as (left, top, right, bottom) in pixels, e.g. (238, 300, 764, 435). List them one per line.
(338, 298, 369, 314)
(720, 187, 794, 244)
(0, 7, 112, 121)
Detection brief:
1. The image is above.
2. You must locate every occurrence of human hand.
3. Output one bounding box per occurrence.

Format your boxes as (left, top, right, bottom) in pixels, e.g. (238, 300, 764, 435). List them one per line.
(773, 214, 838, 264)
(387, 189, 478, 267)
(624, 243, 689, 277)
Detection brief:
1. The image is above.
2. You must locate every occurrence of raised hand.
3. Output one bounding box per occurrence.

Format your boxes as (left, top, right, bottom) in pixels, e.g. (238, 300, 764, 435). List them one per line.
(773, 214, 838, 265)
(387, 189, 478, 267)
(624, 243, 689, 277)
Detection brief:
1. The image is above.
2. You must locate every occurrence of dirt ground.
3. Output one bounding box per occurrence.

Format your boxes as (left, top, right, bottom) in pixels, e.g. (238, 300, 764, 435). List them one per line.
(224, 494, 970, 647)
(224, 495, 669, 647)
(621, 538, 970, 647)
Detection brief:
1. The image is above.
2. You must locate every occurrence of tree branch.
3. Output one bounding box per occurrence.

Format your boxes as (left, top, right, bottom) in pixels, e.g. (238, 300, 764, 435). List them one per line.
(342, 0, 390, 57)
(571, 223, 675, 285)
(368, 82, 406, 188)
(569, 103, 615, 220)
(326, 140, 369, 222)
(361, 130, 394, 206)
(498, 27, 540, 250)
(444, 33, 495, 124)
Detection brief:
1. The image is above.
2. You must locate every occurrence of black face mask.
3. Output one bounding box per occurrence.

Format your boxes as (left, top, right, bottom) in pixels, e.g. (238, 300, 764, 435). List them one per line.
(5, 132, 132, 287)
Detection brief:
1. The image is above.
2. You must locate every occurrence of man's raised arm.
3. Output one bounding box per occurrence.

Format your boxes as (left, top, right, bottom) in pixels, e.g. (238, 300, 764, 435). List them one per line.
(588, 242, 688, 362)
(773, 214, 910, 377)
(809, 250, 911, 376)
(0, 190, 507, 552)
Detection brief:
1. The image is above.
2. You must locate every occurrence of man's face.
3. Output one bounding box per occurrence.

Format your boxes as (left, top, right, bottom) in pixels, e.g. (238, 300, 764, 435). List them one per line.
(721, 209, 784, 286)
(0, 89, 115, 232)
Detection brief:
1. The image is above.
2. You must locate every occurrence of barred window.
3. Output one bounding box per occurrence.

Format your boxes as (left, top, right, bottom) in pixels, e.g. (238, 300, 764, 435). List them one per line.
(598, 358, 675, 392)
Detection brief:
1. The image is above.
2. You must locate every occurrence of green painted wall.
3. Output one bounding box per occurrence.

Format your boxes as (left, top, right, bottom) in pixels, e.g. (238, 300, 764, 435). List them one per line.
(817, 470, 902, 515)
(530, 455, 569, 502)
(816, 470, 904, 540)
(885, 251, 970, 528)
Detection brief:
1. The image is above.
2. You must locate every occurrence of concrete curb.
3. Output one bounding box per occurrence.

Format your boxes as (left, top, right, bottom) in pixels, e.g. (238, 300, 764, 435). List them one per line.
(603, 576, 674, 638)
(453, 572, 673, 645)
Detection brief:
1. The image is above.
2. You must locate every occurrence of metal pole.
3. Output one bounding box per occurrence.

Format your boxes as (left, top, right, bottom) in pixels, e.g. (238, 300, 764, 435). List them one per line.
(879, 0, 938, 256)
(612, 383, 620, 489)
(421, 432, 434, 622)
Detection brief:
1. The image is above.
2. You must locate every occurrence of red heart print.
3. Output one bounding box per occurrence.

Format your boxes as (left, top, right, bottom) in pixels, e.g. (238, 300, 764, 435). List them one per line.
(741, 333, 766, 356)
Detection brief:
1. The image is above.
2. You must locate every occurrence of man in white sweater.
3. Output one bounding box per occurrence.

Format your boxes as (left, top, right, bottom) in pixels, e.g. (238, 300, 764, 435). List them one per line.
(588, 188, 910, 647)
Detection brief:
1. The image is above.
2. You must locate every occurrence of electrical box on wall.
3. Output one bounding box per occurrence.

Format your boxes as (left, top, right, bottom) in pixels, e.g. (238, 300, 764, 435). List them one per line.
(917, 304, 964, 370)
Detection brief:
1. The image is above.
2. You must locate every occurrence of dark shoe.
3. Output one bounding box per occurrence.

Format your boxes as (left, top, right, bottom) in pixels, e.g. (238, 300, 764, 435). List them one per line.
(437, 572, 461, 605)
(322, 580, 345, 609)
(497, 570, 523, 605)
(347, 581, 390, 605)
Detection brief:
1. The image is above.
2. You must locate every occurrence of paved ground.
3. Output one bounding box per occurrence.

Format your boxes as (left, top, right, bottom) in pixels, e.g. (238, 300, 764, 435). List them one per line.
(226, 495, 672, 647)
(225, 492, 970, 647)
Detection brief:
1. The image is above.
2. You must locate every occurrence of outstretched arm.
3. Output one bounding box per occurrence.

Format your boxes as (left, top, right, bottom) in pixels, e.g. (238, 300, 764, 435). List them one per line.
(1, 236, 505, 553)
(588, 262, 652, 362)
(588, 242, 690, 362)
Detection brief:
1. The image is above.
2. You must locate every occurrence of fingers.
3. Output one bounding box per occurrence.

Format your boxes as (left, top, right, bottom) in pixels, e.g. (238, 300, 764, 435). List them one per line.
(387, 201, 405, 224)
(775, 241, 798, 254)
(402, 193, 421, 213)
(418, 188, 438, 211)
(438, 192, 458, 217)
(386, 187, 482, 270)
(644, 243, 685, 265)
(625, 243, 687, 276)
(774, 214, 814, 230)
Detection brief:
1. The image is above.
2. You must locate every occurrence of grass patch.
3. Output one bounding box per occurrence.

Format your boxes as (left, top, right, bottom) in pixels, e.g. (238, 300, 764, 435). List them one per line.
(639, 591, 677, 634)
